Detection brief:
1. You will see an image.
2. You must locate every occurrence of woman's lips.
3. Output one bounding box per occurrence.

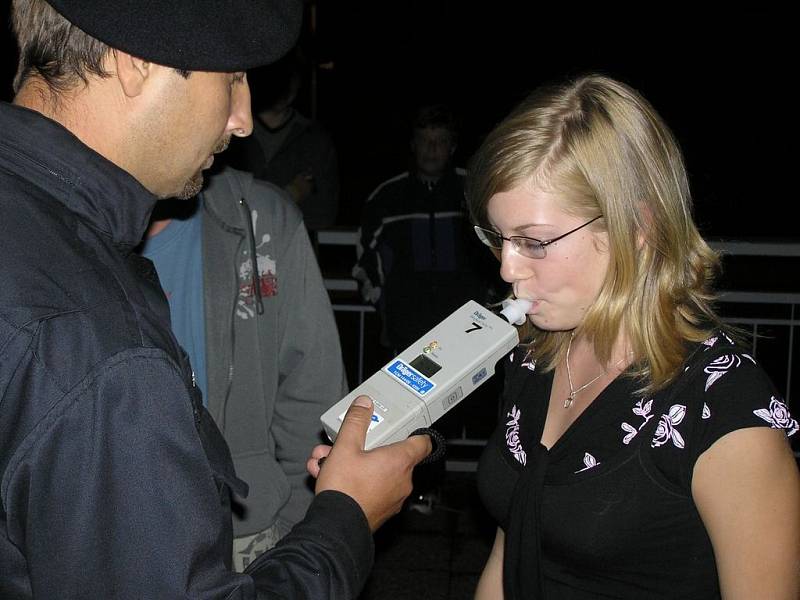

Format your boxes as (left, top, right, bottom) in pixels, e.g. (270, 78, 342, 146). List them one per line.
(513, 291, 539, 314)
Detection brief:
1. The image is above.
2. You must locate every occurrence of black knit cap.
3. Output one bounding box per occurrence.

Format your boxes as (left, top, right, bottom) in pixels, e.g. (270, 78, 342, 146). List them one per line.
(46, 0, 303, 72)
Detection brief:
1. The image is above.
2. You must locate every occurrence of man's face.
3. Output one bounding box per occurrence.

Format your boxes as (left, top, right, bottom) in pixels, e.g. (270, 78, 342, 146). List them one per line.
(411, 126, 455, 178)
(136, 69, 252, 199)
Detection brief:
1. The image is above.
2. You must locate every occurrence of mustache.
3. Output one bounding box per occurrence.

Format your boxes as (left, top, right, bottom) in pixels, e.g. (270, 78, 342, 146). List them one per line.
(213, 137, 230, 154)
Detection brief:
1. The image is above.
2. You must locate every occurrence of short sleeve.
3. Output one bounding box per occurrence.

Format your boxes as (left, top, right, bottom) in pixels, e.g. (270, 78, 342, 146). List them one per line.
(691, 351, 797, 459)
(651, 348, 798, 492)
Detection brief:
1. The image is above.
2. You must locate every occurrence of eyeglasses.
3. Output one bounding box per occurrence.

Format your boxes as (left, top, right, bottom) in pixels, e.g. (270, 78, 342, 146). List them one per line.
(473, 215, 603, 259)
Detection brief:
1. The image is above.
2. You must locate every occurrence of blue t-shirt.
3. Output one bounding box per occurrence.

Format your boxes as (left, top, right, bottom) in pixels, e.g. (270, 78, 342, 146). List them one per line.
(140, 200, 208, 404)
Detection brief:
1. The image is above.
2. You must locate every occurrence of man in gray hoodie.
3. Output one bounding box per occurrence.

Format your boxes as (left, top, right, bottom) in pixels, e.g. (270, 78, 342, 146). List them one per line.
(141, 166, 346, 570)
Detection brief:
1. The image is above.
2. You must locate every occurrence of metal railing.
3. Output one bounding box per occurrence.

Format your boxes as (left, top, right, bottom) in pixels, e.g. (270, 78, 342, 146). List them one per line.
(716, 291, 797, 404)
(317, 229, 375, 384)
(709, 240, 800, 406)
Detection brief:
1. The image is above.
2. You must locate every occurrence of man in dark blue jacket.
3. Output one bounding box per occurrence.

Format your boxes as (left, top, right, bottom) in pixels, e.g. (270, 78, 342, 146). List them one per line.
(353, 104, 496, 354)
(0, 1, 430, 598)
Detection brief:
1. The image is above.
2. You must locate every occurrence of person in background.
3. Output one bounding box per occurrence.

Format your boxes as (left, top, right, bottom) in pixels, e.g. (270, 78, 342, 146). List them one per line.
(0, 0, 430, 597)
(140, 165, 347, 571)
(225, 47, 340, 243)
(353, 103, 495, 355)
(469, 73, 799, 599)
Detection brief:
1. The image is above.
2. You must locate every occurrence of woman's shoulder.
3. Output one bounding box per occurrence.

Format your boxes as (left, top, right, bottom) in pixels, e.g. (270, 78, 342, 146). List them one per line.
(656, 331, 795, 437)
(646, 330, 797, 490)
(674, 331, 787, 418)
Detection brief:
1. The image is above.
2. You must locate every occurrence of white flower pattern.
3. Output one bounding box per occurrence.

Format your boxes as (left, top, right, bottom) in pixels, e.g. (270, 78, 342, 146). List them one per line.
(621, 422, 638, 445)
(575, 452, 600, 473)
(704, 354, 742, 391)
(753, 397, 799, 436)
(505, 405, 527, 465)
(594, 333, 792, 471)
(704, 332, 735, 348)
(621, 399, 654, 445)
(651, 404, 687, 448)
(520, 349, 536, 371)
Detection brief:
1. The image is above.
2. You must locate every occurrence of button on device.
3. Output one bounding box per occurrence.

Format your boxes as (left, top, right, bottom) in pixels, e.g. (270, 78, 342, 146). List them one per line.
(423, 340, 440, 353)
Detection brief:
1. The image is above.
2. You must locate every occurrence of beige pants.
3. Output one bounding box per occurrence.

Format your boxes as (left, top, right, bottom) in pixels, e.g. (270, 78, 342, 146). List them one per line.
(232, 523, 282, 572)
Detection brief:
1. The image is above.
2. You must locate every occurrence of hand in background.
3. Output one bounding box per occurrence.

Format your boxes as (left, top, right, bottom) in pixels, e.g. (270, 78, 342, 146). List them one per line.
(285, 169, 315, 204)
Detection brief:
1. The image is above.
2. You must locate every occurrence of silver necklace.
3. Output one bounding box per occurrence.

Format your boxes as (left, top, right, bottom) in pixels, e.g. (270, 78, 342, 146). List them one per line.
(564, 333, 626, 409)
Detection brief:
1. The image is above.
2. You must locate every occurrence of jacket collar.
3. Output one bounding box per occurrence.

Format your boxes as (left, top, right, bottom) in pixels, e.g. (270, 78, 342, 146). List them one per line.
(0, 102, 157, 252)
(411, 166, 460, 188)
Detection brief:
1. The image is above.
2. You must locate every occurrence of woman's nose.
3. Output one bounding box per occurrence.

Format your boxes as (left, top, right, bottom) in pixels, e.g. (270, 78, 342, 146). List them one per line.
(499, 242, 533, 283)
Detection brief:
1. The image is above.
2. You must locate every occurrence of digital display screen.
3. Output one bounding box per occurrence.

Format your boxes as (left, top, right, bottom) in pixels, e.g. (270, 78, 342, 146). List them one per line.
(409, 354, 442, 378)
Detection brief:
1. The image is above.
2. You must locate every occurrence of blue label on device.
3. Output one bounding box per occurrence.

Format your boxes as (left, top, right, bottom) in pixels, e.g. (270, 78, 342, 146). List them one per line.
(385, 360, 436, 396)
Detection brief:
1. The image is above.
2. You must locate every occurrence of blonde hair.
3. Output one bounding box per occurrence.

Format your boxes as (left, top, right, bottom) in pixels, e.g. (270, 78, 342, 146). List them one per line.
(467, 74, 722, 393)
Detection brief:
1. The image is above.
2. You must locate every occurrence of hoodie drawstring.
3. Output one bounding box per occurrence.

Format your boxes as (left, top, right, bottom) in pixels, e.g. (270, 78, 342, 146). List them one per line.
(239, 197, 264, 315)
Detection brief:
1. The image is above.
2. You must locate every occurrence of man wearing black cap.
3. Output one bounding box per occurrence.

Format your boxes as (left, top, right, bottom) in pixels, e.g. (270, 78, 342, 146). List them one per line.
(0, 1, 430, 598)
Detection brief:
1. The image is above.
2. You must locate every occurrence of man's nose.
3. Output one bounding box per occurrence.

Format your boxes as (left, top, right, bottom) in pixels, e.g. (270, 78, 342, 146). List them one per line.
(228, 79, 253, 138)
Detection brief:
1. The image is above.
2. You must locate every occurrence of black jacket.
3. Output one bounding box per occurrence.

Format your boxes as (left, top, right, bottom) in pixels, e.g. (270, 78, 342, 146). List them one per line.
(0, 102, 371, 599)
(354, 168, 495, 350)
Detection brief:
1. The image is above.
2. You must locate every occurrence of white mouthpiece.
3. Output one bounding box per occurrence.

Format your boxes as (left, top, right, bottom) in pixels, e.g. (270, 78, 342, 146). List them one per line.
(499, 298, 533, 326)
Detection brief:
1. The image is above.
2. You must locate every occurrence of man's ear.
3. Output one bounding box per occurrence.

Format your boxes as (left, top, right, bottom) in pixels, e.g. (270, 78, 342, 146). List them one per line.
(113, 50, 151, 98)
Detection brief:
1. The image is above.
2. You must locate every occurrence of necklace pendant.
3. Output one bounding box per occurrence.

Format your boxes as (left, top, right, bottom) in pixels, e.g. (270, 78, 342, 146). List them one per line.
(564, 394, 575, 409)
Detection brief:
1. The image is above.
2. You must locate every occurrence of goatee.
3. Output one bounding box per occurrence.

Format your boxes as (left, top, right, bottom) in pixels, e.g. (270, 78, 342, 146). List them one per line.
(176, 137, 231, 200)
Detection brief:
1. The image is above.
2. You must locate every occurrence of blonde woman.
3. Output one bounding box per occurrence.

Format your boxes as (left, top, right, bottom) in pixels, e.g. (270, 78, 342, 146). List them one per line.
(468, 74, 799, 599)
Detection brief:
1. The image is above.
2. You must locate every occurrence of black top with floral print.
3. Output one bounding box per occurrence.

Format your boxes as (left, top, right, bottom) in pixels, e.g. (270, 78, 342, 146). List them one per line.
(478, 332, 797, 599)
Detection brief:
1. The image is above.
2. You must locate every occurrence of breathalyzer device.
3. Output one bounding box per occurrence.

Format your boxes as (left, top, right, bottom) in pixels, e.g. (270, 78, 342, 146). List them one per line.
(320, 298, 532, 450)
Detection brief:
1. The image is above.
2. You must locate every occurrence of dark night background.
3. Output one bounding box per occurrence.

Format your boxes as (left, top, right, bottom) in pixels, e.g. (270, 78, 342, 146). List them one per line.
(1, 8, 797, 587)
(1, 4, 794, 241)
